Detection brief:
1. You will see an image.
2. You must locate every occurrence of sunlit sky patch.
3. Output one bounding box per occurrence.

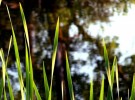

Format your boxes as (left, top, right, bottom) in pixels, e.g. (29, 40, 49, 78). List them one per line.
(89, 4, 135, 64)
(70, 4, 135, 80)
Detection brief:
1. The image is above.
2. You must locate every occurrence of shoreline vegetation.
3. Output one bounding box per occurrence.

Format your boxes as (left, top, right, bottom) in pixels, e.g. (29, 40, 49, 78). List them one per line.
(0, 3, 134, 100)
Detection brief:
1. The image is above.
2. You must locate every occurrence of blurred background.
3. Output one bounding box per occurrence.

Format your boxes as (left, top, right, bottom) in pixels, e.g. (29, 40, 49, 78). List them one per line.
(0, 0, 135, 99)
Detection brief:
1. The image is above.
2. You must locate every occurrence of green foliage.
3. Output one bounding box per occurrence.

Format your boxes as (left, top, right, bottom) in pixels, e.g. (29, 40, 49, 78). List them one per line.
(66, 52, 75, 100)
(130, 74, 135, 100)
(43, 63, 49, 100)
(99, 77, 104, 100)
(89, 81, 93, 100)
(0, 3, 135, 100)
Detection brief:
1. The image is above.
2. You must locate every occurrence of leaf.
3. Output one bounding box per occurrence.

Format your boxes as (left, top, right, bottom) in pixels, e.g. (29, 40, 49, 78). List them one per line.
(6, 5, 24, 99)
(33, 82, 42, 100)
(66, 51, 75, 100)
(99, 76, 104, 100)
(19, 3, 30, 48)
(0, 79, 3, 99)
(0, 49, 6, 87)
(103, 39, 113, 100)
(43, 63, 49, 100)
(29, 56, 34, 100)
(48, 18, 59, 100)
(115, 60, 119, 99)
(6, 72, 14, 100)
(89, 81, 93, 100)
(4, 89, 7, 100)
(25, 43, 30, 100)
(130, 74, 135, 100)
(102, 39, 110, 69)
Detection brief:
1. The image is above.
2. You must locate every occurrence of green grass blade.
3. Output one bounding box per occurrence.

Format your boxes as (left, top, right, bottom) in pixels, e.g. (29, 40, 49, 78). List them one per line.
(102, 39, 110, 69)
(115, 61, 119, 99)
(103, 39, 113, 100)
(6, 72, 14, 100)
(25, 43, 30, 100)
(48, 18, 59, 100)
(0, 49, 6, 88)
(33, 82, 42, 100)
(99, 77, 104, 100)
(4, 89, 7, 100)
(5, 36, 12, 66)
(66, 51, 75, 100)
(0, 79, 3, 99)
(89, 81, 93, 100)
(29, 56, 34, 100)
(111, 57, 116, 87)
(19, 3, 30, 48)
(130, 73, 135, 100)
(6, 5, 24, 99)
(43, 63, 49, 100)
(4, 36, 14, 100)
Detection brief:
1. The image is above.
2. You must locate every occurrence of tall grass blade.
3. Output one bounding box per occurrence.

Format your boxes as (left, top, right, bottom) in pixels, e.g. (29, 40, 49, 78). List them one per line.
(130, 73, 135, 100)
(0, 79, 3, 99)
(65, 51, 75, 100)
(99, 77, 104, 100)
(19, 3, 29, 48)
(5, 36, 14, 100)
(43, 63, 49, 100)
(102, 39, 113, 100)
(115, 60, 119, 99)
(102, 39, 110, 69)
(25, 43, 30, 100)
(29, 56, 34, 100)
(0, 49, 6, 88)
(4, 89, 7, 100)
(33, 82, 42, 100)
(6, 5, 24, 99)
(111, 56, 116, 87)
(5, 36, 12, 66)
(90, 81, 93, 100)
(48, 18, 59, 100)
(6, 72, 14, 100)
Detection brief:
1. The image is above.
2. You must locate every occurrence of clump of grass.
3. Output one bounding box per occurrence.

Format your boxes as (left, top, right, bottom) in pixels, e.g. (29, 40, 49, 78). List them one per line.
(0, 3, 135, 100)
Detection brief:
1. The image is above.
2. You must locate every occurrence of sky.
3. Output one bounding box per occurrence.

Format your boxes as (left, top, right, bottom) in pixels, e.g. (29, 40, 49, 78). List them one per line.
(89, 4, 135, 64)
(70, 4, 135, 80)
